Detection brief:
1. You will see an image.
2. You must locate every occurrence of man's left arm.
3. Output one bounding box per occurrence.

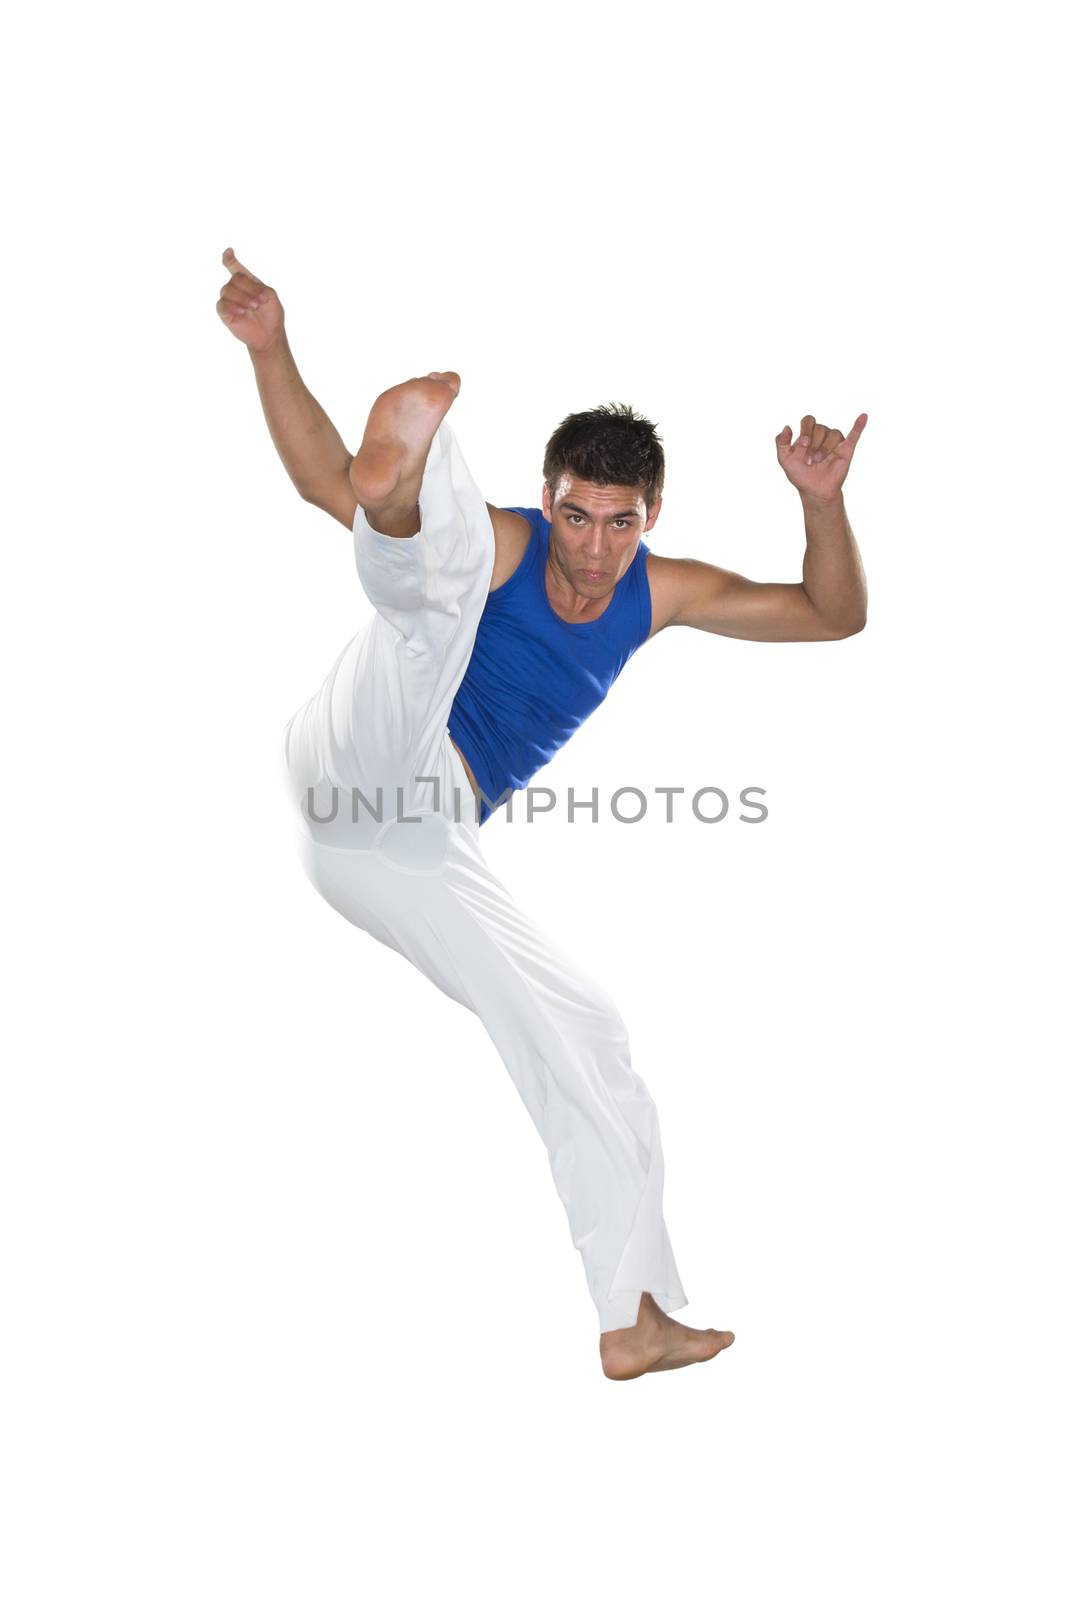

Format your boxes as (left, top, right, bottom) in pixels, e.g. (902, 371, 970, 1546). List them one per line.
(658, 411, 869, 642)
(796, 482, 868, 639)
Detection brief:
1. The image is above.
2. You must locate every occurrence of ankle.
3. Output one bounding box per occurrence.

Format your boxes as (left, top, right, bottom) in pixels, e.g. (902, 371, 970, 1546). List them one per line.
(365, 504, 421, 537)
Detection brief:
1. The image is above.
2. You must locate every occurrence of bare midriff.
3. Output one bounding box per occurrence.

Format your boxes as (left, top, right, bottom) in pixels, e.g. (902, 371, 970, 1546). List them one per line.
(449, 736, 480, 809)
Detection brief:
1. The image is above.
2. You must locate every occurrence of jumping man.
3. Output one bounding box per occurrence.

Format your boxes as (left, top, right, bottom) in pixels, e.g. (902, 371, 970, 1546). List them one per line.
(217, 246, 868, 1380)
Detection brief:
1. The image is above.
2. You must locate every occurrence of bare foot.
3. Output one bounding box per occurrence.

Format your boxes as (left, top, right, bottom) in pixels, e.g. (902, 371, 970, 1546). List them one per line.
(348, 371, 461, 536)
(600, 1291, 735, 1380)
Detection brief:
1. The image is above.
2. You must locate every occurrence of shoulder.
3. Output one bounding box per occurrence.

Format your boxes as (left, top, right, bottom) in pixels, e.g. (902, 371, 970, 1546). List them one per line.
(644, 550, 693, 638)
(486, 504, 536, 592)
(645, 550, 748, 636)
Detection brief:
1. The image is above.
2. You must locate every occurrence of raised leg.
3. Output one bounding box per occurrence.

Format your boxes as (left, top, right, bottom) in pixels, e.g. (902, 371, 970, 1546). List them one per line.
(348, 371, 462, 537)
(282, 407, 495, 832)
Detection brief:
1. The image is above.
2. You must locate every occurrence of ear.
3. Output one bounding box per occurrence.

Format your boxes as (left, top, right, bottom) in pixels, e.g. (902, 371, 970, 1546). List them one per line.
(644, 495, 663, 534)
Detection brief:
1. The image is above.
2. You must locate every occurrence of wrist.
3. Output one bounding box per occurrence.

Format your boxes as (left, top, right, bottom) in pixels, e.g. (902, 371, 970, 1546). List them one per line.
(798, 487, 845, 511)
(248, 325, 291, 364)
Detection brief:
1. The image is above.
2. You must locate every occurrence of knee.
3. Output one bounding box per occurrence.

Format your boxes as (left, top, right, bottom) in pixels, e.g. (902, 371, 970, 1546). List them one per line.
(585, 985, 630, 1049)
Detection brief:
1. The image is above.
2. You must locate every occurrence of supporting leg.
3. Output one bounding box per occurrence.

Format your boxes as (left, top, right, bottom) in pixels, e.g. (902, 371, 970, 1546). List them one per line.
(298, 825, 736, 1379)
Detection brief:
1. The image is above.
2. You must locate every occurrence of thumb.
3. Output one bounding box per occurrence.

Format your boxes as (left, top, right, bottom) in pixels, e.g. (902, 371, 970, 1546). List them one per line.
(222, 245, 257, 281)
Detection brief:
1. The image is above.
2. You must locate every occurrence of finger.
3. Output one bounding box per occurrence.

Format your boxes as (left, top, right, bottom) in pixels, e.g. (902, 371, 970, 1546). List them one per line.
(812, 427, 844, 463)
(795, 414, 824, 463)
(220, 273, 268, 308)
(797, 414, 817, 461)
(221, 276, 272, 313)
(810, 422, 829, 453)
(775, 424, 794, 454)
(219, 281, 264, 312)
(834, 413, 869, 460)
(221, 269, 264, 296)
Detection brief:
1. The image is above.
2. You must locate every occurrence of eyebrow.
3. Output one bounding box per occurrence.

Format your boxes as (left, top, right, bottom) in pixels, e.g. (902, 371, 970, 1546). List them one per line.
(558, 500, 639, 520)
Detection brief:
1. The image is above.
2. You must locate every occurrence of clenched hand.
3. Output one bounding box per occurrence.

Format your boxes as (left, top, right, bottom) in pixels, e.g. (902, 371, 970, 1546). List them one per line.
(215, 246, 284, 353)
(776, 412, 868, 502)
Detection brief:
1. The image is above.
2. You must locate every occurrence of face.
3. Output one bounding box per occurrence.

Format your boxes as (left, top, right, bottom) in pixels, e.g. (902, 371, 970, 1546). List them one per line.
(541, 474, 663, 599)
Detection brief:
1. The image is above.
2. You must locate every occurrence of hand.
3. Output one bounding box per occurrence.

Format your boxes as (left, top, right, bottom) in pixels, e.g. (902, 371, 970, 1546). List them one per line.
(775, 411, 867, 501)
(216, 246, 284, 353)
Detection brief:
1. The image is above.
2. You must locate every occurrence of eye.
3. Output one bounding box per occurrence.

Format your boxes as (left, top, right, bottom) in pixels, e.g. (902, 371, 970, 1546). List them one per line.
(567, 514, 632, 528)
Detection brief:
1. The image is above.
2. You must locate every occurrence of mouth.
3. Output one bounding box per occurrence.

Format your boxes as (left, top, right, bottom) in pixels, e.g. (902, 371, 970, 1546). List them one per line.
(580, 570, 607, 581)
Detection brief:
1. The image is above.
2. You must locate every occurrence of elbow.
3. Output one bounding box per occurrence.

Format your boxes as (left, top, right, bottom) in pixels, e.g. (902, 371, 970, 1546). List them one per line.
(802, 585, 867, 640)
(825, 613, 867, 640)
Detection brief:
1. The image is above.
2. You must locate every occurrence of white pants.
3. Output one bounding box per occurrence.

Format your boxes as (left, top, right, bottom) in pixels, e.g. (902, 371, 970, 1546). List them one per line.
(280, 420, 688, 1332)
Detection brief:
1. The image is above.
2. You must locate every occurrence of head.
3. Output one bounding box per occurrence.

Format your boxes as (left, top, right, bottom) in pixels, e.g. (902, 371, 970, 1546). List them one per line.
(541, 402, 665, 598)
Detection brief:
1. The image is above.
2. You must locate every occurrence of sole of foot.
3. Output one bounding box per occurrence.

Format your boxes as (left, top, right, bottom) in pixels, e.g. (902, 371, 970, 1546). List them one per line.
(600, 1296, 736, 1380)
(349, 371, 461, 530)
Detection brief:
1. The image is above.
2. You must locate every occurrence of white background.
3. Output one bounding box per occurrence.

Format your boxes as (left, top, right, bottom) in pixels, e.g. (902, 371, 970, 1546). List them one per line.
(4, 2, 1063, 1596)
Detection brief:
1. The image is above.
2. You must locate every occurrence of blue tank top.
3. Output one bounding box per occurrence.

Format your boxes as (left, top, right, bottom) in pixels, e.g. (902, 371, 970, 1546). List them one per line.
(447, 507, 653, 824)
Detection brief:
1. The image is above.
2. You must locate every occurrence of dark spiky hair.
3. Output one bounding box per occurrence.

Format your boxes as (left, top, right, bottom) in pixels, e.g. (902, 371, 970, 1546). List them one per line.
(542, 402, 665, 512)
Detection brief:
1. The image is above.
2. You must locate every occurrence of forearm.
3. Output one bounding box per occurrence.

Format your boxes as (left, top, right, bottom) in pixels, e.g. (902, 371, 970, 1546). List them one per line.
(799, 492, 868, 634)
(247, 330, 352, 497)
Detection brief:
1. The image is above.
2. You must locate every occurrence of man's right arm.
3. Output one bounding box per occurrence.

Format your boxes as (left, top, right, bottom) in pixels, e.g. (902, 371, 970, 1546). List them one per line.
(217, 248, 357, 529)
(248, 331, 358, 530)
